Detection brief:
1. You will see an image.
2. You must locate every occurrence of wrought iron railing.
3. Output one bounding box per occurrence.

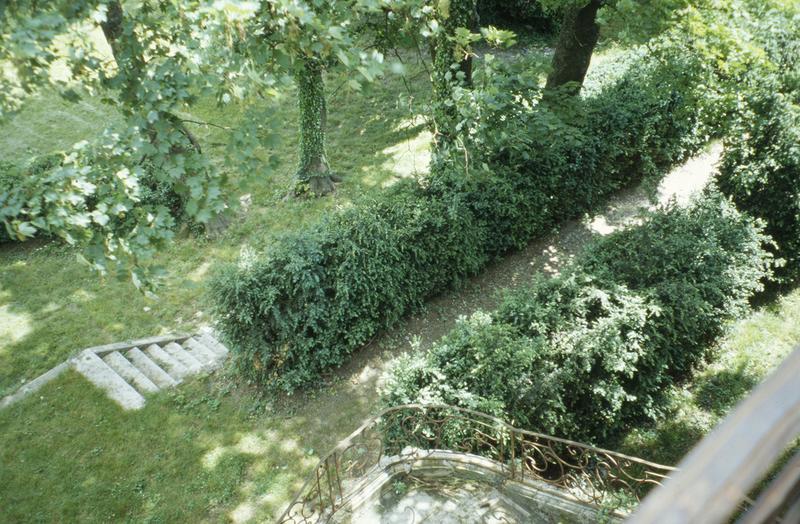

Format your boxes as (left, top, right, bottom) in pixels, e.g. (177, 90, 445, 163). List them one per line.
(276, 404, 675, 523)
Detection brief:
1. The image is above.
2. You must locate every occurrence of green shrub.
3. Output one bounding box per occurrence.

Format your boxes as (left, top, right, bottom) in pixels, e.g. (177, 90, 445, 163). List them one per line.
(0, 153, 63, 243)
(210, 36, 725, 392)
(381, 194, 773, 444)
(1, 149, 193, 245)
(209, 187, 487, 391)
(718, 87, 800, 282)
(431, 43, 712, 254)
(477, 0, 554, 31)
(382, 277, 655, 443)
(580, 190, 773, 378)
(0, 161, 21, 243)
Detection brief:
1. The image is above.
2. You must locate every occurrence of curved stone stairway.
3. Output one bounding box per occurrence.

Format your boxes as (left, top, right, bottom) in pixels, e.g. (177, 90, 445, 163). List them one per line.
(72, 328, 229, 410)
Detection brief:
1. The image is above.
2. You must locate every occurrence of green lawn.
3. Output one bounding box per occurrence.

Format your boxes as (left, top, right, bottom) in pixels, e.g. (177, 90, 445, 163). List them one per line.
(0, 63, 433, 397)
(0, 371, 322, 522)
(3, 286, 798, 522)
(2, 39, 799, 522)
(0, 52, 437, 522)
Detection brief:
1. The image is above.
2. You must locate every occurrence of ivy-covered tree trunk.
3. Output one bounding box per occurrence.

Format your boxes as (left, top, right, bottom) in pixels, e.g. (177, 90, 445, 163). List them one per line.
(432, 0, 478, 166)
(545, 0, 604, 94)
(294, 56, 335, 196)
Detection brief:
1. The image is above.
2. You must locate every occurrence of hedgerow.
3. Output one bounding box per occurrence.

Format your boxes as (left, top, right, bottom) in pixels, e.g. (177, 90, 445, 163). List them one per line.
(717, 90, 800, 282)
(381, 193, 773, 443)
(209, 13, 765, 392)
(716, 8, 800, 281)
(210, 186, 487, 389)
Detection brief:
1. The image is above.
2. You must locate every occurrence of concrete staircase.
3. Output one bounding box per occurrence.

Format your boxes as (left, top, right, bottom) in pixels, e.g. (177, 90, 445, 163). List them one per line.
(71, 328, 229, 410)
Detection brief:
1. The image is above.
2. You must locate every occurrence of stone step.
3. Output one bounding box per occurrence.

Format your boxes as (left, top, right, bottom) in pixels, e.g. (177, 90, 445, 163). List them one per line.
(198, 329, 229, 359)
(144, 344, 188, 380)
(183, 337, 218, 368)
(163, 342, 204, 374)
(72, 351, 145, 410)
(103, 351, 159, 394)
(126, 347, 178, 388)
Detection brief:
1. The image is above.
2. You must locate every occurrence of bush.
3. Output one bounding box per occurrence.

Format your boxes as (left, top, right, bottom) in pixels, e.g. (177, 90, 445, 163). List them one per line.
(435, 38, 715, 251)
(1, 149, 192, 245)
(382, 277, 655, 443)
(580, 190, 773, 379)
(718, 86, 800, 282)
(0, 153, 63, 243)
(210, 36, 724, 392)
(477, 0, 554, 31)
(0, 161, 22, 243)
(381, 194, 773, 444)
(209, 187, 487, 391)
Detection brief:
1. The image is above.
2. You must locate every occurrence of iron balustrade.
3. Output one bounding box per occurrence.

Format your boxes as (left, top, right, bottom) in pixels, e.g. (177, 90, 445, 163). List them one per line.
(276, 404, 676, 523)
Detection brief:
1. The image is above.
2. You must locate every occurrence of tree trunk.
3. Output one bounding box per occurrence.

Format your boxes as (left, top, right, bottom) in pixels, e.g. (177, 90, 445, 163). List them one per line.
(294, 57, 335, 196)
(100, 0, 124, 46)
(432, 0, 478, 159)
(545, 0, 604, 94)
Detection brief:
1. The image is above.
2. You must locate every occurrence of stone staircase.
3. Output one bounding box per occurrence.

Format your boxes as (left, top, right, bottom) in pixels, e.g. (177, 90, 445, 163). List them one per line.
(71, 328, 229, 410)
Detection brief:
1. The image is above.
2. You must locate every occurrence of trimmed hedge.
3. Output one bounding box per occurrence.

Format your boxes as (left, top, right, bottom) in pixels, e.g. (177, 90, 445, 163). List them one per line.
(381, 193, 773, 443)
(717, 84, 800, 281)
(210, 187, 487, 388)
(716, 3, 800, 281)
(210, 40, 718, 392)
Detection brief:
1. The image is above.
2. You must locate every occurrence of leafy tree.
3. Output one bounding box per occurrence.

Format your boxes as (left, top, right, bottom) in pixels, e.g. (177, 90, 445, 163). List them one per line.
(429, 0, 479, 170)
(0, 0, 406, 287)
(543, 0, 697, 94)
(210, 1, 391, 196)
(295, 56, 336, 195)
(0, 0, 230, 291)
(98, 0, 202, 153)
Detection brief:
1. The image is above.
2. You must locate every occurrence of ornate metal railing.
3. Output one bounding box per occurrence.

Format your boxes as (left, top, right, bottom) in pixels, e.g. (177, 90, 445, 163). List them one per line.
(277, 404, 675, 523)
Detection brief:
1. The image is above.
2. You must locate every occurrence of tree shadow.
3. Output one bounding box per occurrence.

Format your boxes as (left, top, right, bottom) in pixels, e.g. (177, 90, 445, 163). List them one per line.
(692, 365, 760, 418)
(0, 370, 348, 522)
(620, 416, 709, 467)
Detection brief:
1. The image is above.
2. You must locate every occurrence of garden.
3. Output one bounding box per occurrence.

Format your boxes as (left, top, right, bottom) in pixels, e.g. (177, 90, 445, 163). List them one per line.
(1, 0, 799, 521)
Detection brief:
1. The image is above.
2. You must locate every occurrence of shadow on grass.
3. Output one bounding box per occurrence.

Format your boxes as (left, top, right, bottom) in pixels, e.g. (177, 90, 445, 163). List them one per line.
(0, 369, 375, 523)
(692, 365, 759, 418)
(621, 416, 710, 467)
(622, 285, 800, 467)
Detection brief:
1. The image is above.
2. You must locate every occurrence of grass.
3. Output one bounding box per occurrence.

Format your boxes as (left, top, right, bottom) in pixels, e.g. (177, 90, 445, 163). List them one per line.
(0, 371, 325, 522)
(0, 48, 441, 522)
(2, 33, 799, 522)
(621, 286, 800, 466)
(3, 286, 798, 522)
(0, 61, 433, 396)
